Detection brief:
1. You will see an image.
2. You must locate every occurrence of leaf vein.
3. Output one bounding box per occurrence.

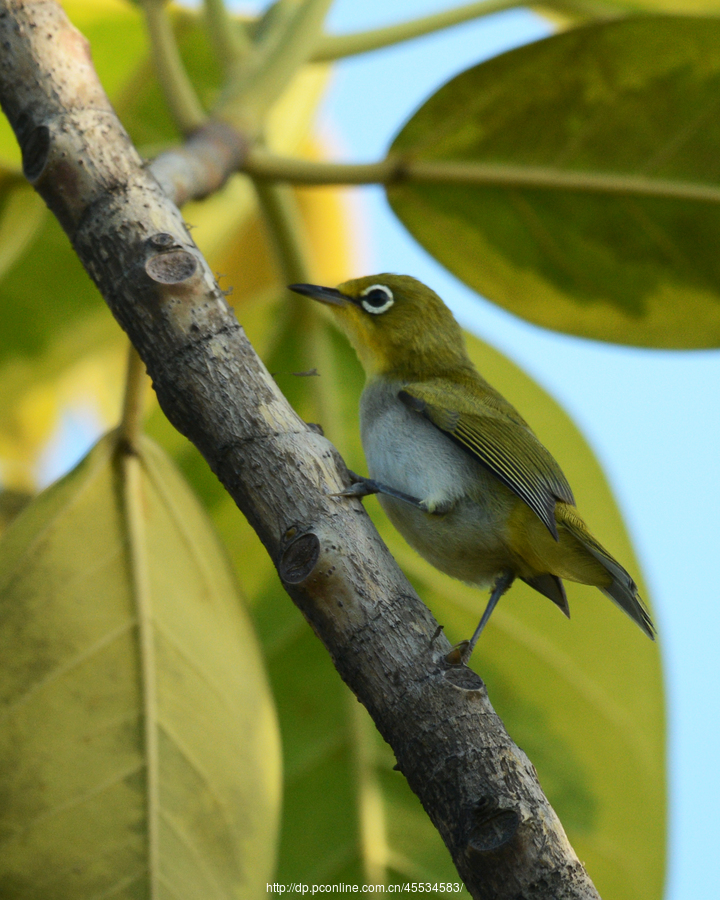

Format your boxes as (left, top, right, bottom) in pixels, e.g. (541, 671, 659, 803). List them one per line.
(0, 618, 136, 722)
(159, 807, 233, 897)
(1, 762, 145, 844)
(153, 619, 240, 720)
(156, 718, 242, 867)
(84, 868, 147, 900)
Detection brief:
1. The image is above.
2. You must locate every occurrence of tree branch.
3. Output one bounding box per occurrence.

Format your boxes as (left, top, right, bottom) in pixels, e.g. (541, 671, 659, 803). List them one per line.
(0, 2, 601, 897)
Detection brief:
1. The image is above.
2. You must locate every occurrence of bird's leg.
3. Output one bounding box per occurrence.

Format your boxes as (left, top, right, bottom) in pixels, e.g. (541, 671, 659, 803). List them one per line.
(332, 472, 426, 510)
(447, 570, 515, 665)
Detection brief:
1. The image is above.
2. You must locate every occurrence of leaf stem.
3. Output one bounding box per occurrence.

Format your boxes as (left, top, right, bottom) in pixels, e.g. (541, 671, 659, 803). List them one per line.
(203, 0, 252, 71)
(247, 147, 397, 185)
(120, 344, 149, 449)
(312, 0, 521, 62)
(121, 447, 160, 897)
(252, 173, 337, 427)
(253, 178, 313, 284)
(310, 0, 625, 61)
(142, 0, 206, 134)
(216, 0, 333, 132)
(245, 147, 720, 205)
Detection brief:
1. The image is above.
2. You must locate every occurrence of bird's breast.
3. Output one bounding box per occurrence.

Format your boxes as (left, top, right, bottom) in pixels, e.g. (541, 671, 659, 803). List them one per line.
(360, 383, 463, 506)
(359, 379, 517, 585)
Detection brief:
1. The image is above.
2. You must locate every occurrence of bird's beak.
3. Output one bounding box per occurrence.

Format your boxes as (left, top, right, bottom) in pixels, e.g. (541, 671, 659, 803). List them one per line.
(288, 283, 351, 307)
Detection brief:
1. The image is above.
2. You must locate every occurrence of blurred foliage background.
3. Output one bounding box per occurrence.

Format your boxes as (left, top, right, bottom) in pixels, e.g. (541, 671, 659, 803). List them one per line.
(11, 0, 720, 895)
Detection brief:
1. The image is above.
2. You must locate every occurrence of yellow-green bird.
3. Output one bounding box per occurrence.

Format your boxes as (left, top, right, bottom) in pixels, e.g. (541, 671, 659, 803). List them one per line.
(289, 275, 654, 661)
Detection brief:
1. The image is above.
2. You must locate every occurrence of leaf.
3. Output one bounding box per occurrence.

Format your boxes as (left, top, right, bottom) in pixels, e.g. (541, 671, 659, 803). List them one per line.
(388, 16, 720, 347)
(0, 489, 32, 534)
(0, 432, 281, 898)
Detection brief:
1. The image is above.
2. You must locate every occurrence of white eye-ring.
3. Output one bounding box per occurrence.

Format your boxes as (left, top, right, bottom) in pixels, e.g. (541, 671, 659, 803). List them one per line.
(360, 284, 394, 314)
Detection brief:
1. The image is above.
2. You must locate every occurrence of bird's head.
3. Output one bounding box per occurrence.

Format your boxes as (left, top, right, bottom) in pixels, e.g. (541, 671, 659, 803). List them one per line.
(289, 274, 470, 379)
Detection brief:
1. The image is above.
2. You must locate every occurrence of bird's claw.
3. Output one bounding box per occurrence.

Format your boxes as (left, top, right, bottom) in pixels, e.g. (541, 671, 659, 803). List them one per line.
(329, 481, 374, 499)
(445, 640, 471, 666)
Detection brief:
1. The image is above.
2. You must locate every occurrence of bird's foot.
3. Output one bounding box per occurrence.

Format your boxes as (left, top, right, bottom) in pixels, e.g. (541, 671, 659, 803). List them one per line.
(330, 473, 425, 509)
(445, 640, 472, 666)
(329, 473, 378, 500)
(445, 571, 516, 666)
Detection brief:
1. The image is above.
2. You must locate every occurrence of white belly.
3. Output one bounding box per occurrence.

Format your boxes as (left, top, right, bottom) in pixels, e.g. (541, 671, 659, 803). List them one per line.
(359, 379, 515, 585)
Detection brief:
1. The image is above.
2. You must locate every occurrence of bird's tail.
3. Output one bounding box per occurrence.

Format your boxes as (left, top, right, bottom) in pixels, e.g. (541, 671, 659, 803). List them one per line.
(559, 505, 655, 640)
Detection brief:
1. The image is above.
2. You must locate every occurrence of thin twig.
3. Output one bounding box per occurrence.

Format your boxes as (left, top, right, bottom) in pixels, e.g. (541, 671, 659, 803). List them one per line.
(311, 0, 625, 61)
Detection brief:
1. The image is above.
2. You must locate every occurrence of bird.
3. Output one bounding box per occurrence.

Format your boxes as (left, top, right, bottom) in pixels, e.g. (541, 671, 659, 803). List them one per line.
(288, 275, 655, 662)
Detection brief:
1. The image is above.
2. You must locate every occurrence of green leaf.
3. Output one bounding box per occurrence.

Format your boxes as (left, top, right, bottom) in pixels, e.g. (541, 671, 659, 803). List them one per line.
(0, 488, 32, 534)
(388, 16, 720, 347)
(0, 432, 281, 898)
(0, 211, 107, 367)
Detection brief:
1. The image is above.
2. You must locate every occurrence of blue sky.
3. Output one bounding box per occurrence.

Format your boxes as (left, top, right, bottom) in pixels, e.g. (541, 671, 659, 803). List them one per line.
(312, 2, 720, 898)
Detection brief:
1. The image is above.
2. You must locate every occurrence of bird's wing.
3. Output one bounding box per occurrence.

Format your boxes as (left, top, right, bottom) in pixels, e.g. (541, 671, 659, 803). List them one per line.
(399, 380, 575, 539)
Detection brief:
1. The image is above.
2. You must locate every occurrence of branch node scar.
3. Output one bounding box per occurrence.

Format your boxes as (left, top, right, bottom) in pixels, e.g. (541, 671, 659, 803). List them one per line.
(145, 248, 198, 285)
(279, 532, 321, 584)
(22, 124, 50, 181)
(149, 232, 179, 250)
(467, 798, 521, 855)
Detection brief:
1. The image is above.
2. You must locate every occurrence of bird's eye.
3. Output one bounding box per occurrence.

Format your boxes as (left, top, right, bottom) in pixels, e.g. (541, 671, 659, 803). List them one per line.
(360, 284, 394, 315)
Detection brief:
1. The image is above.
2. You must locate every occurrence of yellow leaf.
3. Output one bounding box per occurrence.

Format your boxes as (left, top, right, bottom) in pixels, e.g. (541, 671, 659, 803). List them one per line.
(0, 432, 281, 897)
